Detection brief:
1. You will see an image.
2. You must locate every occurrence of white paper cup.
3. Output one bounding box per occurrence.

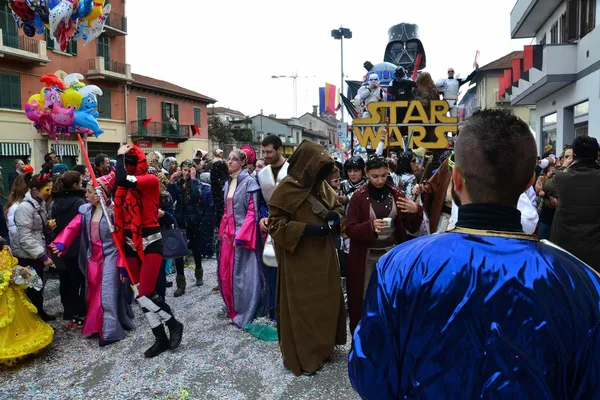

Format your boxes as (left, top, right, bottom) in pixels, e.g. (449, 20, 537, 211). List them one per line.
(383, 217, 392, 228)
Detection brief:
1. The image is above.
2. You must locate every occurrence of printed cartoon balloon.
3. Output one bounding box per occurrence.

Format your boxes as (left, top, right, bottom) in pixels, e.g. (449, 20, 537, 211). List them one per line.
(9, 0, 108, 50)
(24, 72, 104, 141)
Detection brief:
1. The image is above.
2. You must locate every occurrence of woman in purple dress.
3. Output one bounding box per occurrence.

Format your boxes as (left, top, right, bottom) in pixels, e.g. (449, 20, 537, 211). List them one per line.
(218, 149, 267, 328)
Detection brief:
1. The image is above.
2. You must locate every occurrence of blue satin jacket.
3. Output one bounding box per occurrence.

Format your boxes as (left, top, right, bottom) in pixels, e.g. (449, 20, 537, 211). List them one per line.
(349, 229, 600, 399)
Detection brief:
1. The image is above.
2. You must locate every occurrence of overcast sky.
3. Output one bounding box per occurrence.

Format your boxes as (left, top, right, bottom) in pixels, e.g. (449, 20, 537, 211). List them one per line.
(127, 0, 531, 120)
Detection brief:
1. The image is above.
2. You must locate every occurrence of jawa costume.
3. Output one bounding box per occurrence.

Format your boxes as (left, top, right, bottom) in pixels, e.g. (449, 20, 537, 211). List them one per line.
(114, 146, 183, 358)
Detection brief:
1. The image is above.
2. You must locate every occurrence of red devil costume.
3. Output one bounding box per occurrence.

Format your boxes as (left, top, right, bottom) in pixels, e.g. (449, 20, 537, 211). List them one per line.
(114, 145, 183, 358)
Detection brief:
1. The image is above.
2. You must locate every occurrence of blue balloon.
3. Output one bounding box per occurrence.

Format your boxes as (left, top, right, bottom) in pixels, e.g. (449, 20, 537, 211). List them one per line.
(33, 14, 45, 34)
(73, 95, 103, 137)
(77, 0, 93, 19)
(47, 0, 60, 9)
(72, 20, 88, 40)
(23, 22, 36, 37)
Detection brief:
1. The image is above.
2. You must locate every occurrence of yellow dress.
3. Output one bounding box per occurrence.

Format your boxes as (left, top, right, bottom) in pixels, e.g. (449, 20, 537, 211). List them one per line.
(0, 247, 54, 366)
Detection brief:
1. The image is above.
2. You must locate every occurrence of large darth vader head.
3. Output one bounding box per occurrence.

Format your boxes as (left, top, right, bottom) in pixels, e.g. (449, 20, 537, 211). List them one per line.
(384, 23, 427, 71)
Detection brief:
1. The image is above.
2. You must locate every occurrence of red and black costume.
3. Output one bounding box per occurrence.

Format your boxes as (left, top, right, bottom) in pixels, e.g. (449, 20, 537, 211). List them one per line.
(114, 146, 183, 358)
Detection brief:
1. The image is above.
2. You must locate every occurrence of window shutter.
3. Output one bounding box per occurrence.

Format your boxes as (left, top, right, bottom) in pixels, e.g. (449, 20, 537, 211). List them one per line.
(45, 31, 55, 50)
(137, 97, 147, 119)
(71, 40, 77, 55)
(98, 89, 111, 119)
(194, 107, 201, 125)
(173, 103, 179, 121)
(0, 73, 9, 109)
(9, 73, 20, 109)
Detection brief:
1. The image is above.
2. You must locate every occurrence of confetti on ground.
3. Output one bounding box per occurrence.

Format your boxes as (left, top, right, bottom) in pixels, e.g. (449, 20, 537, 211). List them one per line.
(0, 260, 359, 399)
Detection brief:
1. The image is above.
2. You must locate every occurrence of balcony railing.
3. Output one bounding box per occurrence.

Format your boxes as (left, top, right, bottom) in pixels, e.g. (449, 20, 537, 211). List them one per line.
(104, 12, 127, 35)
(129, 120, 191, 140)
(2, 33, 39, 53)
(86, 57, 132, 81)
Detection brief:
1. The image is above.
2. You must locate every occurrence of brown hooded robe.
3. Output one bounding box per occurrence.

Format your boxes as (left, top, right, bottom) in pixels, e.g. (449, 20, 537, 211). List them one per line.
(268, 140, 347, 376)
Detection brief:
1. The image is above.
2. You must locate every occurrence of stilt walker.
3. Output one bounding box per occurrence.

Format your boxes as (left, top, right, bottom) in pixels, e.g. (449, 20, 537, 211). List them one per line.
(113, 144, 183, 358)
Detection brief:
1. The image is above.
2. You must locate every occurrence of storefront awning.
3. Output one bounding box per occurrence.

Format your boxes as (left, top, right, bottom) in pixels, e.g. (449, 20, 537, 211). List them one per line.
(0, 142, 31, 156)
(51, 144, 80, 157)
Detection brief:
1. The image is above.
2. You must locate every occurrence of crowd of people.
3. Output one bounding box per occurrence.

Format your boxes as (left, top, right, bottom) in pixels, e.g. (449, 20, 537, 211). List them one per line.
(1, 108, 600, 398)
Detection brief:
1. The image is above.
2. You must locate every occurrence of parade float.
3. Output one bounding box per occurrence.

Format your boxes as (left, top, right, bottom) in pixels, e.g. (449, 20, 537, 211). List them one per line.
(339, 23, 468, 160)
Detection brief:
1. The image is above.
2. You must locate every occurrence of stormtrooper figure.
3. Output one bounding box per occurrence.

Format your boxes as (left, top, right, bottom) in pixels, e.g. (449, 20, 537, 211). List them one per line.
(436, 64, 479, 117)
(355, 73, 385, 118)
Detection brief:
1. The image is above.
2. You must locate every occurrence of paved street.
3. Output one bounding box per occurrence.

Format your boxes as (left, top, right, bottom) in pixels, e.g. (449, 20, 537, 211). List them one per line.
(0, 260, 360, 400)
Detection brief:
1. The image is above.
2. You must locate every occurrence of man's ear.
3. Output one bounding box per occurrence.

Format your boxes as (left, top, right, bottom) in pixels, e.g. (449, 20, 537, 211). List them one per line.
(452, 166, 464, 193)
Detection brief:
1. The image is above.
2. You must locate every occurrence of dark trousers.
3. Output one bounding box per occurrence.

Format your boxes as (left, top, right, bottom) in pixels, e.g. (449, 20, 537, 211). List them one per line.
(175, 222, 203, 280)
(19, 257, 46, 314)
(58, 256, 86, 318)
(155, 259, 168, 298)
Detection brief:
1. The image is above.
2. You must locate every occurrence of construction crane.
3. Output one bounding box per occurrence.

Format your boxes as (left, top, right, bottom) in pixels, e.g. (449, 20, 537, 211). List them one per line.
(271, 73, 316, 118)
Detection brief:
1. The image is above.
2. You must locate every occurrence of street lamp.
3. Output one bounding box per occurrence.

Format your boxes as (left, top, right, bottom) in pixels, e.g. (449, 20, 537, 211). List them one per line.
(271, 73, 316, 118)
(331, 26, 352, 123)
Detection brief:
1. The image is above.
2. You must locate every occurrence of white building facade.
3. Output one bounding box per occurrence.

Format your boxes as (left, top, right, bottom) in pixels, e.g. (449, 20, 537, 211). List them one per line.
(510, 0, 600, 153)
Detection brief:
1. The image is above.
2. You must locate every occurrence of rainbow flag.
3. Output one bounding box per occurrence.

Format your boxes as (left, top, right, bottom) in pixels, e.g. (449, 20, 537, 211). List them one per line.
(325, 83, 336, 115)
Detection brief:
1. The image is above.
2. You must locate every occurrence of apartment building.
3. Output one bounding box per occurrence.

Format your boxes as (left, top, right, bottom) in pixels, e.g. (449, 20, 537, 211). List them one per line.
(509, 0, 599, 153)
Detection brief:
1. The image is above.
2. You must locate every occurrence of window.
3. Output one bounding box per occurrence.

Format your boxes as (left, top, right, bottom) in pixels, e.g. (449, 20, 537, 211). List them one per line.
(0, 72, 21, 110)
(574, 100, 589, 117)
(136, 97, 147, 120)
(97, 36, 110, 69)
(539, 33, 547, 46)
(550, 21, 559, 43)
(193, 107, 201, 126)
(567, 0, 596, 40)
(560, 13, 568, 43)
(97, 89, 111, 119)
(161, 102, 179, 122)
(0, 1, 17, 48)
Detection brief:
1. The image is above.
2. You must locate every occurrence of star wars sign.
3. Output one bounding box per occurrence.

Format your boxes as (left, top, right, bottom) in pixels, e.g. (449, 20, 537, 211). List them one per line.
(352, 100, 458, 149)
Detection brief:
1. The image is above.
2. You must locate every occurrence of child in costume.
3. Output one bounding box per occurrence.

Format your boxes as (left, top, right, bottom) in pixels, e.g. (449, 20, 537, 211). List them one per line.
(114, 145, 183, 358)
(51, 172, 135, 347)
(0, 246, 54, 366)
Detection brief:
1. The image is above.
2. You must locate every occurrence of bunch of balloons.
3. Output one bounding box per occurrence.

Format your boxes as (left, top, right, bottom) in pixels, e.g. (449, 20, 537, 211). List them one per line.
(25, 72, 104, 142)
(8, 0, 111, 51)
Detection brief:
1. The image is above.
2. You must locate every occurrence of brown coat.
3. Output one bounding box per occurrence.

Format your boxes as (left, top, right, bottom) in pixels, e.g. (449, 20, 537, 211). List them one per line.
(422, 159, 451, 232)
(268, 140, 346, 377)
(345, 182, 423, 335)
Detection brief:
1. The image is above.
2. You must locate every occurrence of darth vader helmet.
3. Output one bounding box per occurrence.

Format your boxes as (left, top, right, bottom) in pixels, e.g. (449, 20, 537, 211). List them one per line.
(384, 23, 427, 71)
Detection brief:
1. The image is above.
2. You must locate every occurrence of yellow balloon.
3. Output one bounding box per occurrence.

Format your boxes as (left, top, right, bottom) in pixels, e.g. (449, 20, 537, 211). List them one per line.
(28, 94, 41, 104)
(37, 88, 46, 109)
(61, 88, 83, 110)
(84, 0, 105, 22)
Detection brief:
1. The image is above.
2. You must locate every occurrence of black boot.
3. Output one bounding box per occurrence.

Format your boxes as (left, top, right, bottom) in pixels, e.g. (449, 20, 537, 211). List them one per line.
(144, 325, 170, 358)
(165, 318, 183, 350)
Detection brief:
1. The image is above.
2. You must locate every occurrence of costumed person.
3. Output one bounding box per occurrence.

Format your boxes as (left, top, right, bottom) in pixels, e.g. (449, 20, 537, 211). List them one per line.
(436, 64, 479, 117)
(395, 151, 418, 197)
(218, 148, 267, 328)
(113, 145, 183, 358)
(339, 156, 366, 209)
(348, 109, 600, 399)
(51, 172, 135, 347)
(268, 140, 346, 376)
(0, 246, 54, 366)
(51, 171, 87, 325)
(388, 66, 416, 136)
(345, 155, 423, 335)
(11, 172, 56, 322)
(257, 135, 289, 321)
(413, 72, 440, 143)
(356, 73, 385, 118)
(412, 156, 452, 234)
(168, 159, 208, 296)
(210, 149, 228, 294)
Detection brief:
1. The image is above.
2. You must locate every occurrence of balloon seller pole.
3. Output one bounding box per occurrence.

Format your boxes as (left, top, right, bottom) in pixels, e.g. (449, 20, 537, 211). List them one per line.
(340, 34, 345, 124)
(76, 134, 136, 284)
